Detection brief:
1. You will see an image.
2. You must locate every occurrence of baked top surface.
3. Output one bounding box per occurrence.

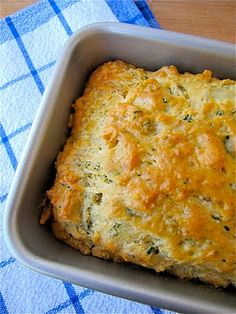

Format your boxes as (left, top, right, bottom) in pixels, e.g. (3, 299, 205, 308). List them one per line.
(44, 61, 236, 287)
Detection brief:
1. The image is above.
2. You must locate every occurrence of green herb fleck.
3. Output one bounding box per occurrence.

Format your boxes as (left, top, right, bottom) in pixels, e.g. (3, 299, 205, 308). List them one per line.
(162, 97, 168, 103)
(183, 114, 193, 122)
(211, 214, 221, 222)
(126, 208, 138, 217)
(203, 196, 211, 202)
(85, 172, 93, 179)
(103, 175, 113, 184)
(61, 183, 71, 190)
(147, 246, 159, 255)
(126, 208, 135, 216)
(85, 161, 100, 171)
(133, 110, 143, 120)
(177, 84, 189, 98)
(126, 207, 144, 217)
(143, 120, 151, 132)
(177, 84, 184, 91)
(84, 207, 92, 232)
(93, 193, 103, 204)
(85, 161, 92, 169)
(142, 120, 153, 133)
(112, 223, 122, 236)
(168, 87, 173, 95)
(216, 110, 224, 116)
(224, 225, 230, 231)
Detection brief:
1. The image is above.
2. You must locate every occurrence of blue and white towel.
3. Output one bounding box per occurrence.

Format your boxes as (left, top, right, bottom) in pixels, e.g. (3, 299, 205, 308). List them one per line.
(0, 1, 176, 313)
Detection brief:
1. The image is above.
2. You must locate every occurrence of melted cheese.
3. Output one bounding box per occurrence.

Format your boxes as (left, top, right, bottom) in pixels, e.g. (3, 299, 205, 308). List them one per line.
(47, 61, 236, 286)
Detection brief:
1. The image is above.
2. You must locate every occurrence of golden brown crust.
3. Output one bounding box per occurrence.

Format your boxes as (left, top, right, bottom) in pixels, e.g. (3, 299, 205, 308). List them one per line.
(41, 61, 236, 288)
(51, 222, 92, 255)
(39, 205, 52, 225)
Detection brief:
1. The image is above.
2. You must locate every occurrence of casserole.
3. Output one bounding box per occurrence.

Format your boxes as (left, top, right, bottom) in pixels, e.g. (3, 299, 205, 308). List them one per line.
(4, 23, 236, 313)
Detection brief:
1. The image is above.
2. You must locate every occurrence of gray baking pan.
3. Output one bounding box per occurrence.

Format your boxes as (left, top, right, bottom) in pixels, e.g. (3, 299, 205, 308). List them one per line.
(4, 23, 236, 314)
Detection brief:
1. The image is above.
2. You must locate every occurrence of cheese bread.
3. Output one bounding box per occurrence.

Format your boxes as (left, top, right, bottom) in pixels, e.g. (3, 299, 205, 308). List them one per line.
(40, 61, 236, 288)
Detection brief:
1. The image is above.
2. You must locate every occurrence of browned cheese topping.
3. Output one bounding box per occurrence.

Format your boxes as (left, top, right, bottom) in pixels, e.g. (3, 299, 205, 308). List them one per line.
(43, 61, 236, 288)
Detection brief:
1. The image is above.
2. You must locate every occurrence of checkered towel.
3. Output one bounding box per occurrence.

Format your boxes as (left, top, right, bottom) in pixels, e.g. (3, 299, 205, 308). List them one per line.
(0, 1, 176, 313)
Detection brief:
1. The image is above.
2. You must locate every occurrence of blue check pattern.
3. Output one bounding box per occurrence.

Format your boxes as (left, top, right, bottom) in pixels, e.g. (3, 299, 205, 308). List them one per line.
(0, 1, 174, 313)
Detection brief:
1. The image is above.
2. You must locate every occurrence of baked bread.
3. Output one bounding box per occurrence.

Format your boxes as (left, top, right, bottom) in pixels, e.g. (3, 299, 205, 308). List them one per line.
(40, 61, 236, 288)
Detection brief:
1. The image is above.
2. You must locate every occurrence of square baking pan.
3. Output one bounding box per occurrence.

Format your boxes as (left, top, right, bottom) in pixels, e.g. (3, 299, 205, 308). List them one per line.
(4, 23, 236, 314)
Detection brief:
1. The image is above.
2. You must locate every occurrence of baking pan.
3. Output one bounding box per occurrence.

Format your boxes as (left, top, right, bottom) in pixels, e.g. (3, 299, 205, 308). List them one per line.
(4, 23, 236, 314)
